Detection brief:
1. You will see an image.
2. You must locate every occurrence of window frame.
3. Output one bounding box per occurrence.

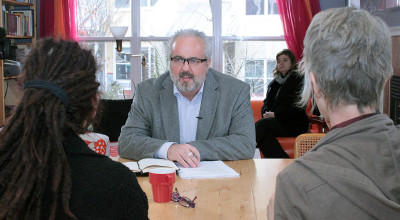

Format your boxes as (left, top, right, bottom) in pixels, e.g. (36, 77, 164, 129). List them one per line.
(77, 0, 285, 98)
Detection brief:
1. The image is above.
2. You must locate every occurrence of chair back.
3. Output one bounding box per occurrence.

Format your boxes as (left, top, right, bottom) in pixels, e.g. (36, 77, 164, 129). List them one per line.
(92, 99, 133, 142)
(294, 133, 325, 158)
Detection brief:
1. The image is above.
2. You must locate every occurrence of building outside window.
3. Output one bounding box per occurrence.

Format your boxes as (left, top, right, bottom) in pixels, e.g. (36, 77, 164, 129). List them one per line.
(77, 0, 286, 99)
(245, 59, 265, 96)
(244, 59, 276, 96)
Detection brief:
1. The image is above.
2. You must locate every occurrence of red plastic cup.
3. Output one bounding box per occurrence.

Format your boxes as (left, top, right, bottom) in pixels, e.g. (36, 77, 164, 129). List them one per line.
(149, 168, 176, 203)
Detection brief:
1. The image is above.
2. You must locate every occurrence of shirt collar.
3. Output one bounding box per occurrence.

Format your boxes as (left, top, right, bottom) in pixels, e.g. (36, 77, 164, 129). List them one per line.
(329, 112, 379, 130)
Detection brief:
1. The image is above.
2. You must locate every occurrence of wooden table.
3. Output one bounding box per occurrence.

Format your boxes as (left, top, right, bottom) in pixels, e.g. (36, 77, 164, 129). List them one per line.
(118, 158, 294, 220)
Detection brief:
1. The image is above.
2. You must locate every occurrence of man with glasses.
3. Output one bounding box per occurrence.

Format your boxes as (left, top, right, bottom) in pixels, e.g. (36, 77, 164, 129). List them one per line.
(118, 29, 256, 168)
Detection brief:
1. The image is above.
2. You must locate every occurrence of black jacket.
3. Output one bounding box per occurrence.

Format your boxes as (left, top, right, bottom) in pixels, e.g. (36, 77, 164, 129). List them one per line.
(261, 73, 308, 133)
(65, 133, 149, 220)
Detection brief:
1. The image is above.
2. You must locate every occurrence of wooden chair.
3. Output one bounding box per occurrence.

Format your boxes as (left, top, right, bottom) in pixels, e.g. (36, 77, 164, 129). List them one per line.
(294, 133, 325, 158)
(92, 99, 133, 142)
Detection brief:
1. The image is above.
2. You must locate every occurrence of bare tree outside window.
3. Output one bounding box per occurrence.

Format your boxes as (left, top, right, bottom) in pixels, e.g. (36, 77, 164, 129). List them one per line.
(76, 0, 286, 99)
(77, 0, 129, 98)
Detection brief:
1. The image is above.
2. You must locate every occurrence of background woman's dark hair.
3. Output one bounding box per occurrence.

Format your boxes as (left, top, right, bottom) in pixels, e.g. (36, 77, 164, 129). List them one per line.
(0, 38, 99, 219)
(273, 49, 298, 76)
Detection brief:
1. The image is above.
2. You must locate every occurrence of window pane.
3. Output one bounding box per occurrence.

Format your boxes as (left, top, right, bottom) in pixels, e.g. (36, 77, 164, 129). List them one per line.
(246, 0, 265, 15)
(141, 41, 169, 80)
(77, 0, 288, 100)
(140, 0, 212, 36)
(222, 0, 283, 36)
(245, 60, 264, 95)
(77, 0, 132, 37)
(266, 60, 275, 80)
(116, 49, 131, 80)
(80, 41, 132, 99)
(115, 0, 130, 8)
(267, 0, 278, 15)
(223, 40, 286, 97)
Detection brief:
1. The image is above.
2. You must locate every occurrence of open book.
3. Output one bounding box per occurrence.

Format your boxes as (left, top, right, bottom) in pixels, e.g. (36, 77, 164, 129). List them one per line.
(122, 158, 179, 173)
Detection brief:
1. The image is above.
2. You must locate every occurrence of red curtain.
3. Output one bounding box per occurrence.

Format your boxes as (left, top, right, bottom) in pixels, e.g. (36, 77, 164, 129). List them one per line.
(40, 0, 78, 41)
(276, 0, 321, 61)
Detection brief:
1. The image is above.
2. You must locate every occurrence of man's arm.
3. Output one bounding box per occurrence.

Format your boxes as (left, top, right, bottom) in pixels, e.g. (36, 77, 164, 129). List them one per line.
(189, 82, 256, 161)
(118, 82, 167, 160)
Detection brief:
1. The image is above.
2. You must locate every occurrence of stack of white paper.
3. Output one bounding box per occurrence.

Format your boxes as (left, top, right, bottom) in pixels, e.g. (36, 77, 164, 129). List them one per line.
(177, 161, 240, 179)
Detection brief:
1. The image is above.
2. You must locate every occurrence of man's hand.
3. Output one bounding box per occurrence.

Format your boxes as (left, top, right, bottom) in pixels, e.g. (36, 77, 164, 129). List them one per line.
(167, 144, 201, 168)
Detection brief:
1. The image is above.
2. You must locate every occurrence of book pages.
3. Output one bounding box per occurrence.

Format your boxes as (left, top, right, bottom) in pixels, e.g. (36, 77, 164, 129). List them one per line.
(139, 158, 179, 173)
(177, 161, 240, 179)
(122, 162, 140, 172)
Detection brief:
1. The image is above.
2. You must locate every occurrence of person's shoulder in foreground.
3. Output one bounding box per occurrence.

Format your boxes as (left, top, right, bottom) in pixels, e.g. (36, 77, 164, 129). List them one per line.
(0, 38, 149, 219)
(274, 114, 400, 219)
(272, 6, 400, 219)
(66, 133, 149, 220)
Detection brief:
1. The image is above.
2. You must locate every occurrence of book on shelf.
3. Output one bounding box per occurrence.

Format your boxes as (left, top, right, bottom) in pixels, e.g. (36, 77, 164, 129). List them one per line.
(10, 9, 34, 37)
(122, 158, 179, 174)
(16, 0, 35, 3)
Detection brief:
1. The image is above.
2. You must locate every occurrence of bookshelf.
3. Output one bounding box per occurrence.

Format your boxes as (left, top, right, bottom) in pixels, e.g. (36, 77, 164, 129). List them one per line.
(0, 0, 36, 126)
(0, 59, 3, 126)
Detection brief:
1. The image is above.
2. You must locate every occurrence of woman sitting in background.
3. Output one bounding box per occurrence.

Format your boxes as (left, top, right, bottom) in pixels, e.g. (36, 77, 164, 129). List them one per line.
(255, 49, 308, 158)
(0, 38, 148, 219)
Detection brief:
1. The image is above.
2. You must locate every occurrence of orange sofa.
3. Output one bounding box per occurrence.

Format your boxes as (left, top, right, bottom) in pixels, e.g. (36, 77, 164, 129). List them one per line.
(251, 99, 328, 159)
(251, 99, 295, 158)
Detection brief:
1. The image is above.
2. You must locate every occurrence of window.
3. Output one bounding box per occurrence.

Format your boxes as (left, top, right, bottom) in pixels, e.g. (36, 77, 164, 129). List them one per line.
(246, 0, 265, 15)
(243, 59, 275, 97)
(222, 40, 286, 96)
(141, 0, 159, 7)
(245, 59, 264, 95)
(77, 0, 286, 99)
(140, 0, 212, 37)
(115, 0, 129, 8)
(116, 49, 131, 80)
(267, 0, 278, 15)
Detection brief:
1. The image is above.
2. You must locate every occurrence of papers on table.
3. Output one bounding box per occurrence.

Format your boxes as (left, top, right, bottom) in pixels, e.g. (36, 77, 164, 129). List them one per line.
(177, 161, 240, 179)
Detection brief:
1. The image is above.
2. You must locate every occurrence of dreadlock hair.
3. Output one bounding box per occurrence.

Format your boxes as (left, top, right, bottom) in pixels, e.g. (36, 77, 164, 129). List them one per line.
(0, 38, 99, 219)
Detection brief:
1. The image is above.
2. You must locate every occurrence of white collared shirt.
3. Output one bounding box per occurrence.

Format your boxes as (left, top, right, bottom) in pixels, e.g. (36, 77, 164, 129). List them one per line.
(154, 83, 204, 159)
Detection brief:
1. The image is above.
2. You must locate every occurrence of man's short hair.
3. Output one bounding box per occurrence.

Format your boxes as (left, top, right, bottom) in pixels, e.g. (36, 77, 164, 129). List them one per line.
(168, 29, 212, 59)
(300, 7, 393, 112)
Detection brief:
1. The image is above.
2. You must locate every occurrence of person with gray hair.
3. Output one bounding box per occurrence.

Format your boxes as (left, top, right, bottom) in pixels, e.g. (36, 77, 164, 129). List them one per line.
(271, 7, 400, 219)
(118, 29, 256, 167)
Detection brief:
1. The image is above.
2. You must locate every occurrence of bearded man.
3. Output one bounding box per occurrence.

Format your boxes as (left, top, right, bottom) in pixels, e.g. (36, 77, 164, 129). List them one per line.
(118, 29, 256, 167)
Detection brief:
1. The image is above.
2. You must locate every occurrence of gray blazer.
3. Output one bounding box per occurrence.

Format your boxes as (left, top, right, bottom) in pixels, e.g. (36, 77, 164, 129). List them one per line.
(274, 114, 400, 219)
(118, 68, 256, 161)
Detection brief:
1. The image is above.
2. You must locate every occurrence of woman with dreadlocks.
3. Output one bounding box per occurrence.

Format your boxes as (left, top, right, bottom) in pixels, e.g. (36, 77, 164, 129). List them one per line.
(0, 38, 148, 220)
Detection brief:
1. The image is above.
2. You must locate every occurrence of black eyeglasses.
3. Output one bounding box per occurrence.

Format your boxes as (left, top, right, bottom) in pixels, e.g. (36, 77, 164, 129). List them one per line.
(171, 188, 197, 208)
(170, 57, 207, 67)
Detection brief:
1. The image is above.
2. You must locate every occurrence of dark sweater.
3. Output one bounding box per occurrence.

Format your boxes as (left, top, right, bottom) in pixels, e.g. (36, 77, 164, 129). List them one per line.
(261, 73, 308, 134)
(65, 133, 149, 220)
